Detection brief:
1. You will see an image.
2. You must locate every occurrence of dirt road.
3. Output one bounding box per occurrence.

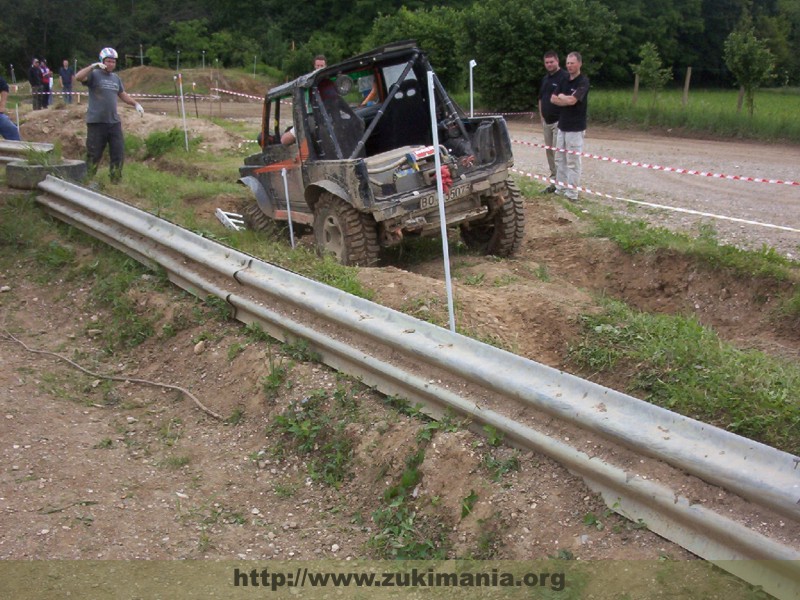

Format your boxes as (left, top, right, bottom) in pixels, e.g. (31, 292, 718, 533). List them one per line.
(506, 118, 800, 257)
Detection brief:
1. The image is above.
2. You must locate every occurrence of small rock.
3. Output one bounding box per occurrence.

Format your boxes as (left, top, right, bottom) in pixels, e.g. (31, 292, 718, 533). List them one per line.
(331, 544, 340, 553)
(251, 508, 260, 515)
(0, 286, 11, 293)
(194, 340, 206, 355)
(176, 492, 189, 499)
(86, 329, 103, 337)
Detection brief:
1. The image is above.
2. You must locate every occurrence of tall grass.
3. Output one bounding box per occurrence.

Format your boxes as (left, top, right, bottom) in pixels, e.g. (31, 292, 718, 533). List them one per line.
(570, 299, 800, 454)
(590, 87, 800, 143)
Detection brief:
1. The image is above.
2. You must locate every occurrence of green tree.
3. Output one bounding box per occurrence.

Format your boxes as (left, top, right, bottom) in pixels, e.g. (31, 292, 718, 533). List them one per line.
(167, 20, 211, 68)
(209, 30, 260, 69)
(630, 43, 672, 108)
(598, 0, 703, 84)
(723, 25, 775, 116)
(363, 6, 467, 90)
(467, 0, 619, 111)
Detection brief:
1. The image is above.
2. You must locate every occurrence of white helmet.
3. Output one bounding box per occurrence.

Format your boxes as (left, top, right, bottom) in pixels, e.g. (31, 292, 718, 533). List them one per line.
(99, 47, 118, 61)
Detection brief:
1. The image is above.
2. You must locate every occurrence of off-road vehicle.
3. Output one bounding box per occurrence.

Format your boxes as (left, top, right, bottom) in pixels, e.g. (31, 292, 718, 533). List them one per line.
(239, 41, 524, 266)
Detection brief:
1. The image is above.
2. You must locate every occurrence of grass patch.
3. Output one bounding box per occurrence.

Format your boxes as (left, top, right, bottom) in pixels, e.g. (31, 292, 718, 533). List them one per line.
(370, 448, 447, 559)
(81, 253, 162, 352)
(591, 216, 799, 280)
(144, 128, 200, 158)
(569, 298, 800, 454)
(230, 230, 374, 300)
(591, 87, 800, 143)
(0, 194, 51, 252)
(270, 388, 355, 486)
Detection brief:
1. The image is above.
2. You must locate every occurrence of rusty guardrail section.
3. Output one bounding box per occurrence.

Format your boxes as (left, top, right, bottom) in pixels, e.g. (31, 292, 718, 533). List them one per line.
(35, 175, 800, 599)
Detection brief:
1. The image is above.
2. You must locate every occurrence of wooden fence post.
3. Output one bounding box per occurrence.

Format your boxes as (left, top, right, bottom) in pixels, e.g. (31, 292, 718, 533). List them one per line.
(682, 66, 692, 107)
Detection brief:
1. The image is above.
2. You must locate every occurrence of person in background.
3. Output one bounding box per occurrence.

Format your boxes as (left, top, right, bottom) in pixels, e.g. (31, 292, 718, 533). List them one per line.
(550, 51, 589, 201)
(28, 58, 43, 110)
(0, 75, 22, 140)
(538, 51, 568, 193)
(59, 59, 75, 104)
(313, 55, 327, 70)
(75, 47, 144, 183)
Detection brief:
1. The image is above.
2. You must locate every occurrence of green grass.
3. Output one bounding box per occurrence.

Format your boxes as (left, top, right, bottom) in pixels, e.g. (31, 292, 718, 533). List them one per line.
(590, 87, 800, 143)
(370, 449, 447, 559)
(590, 216, 800, 281)
(270, 388, 355, 486)
(569, 298, 800, 454)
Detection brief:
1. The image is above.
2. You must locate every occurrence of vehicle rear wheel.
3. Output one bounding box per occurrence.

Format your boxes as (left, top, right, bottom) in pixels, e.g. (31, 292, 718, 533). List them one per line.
(460, 179, 525, 257)
(313, 193, 379, 266)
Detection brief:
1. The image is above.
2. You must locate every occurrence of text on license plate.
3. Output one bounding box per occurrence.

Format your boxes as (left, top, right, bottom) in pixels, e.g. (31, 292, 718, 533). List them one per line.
(418, 184, 470, 210)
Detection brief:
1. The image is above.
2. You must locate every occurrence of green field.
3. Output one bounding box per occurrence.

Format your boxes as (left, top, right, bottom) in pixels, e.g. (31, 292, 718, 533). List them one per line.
(589, 87, 800, 143)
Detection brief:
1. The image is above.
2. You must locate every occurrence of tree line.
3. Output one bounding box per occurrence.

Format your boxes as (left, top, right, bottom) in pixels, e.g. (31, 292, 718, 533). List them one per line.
(2, 0, 795, 110)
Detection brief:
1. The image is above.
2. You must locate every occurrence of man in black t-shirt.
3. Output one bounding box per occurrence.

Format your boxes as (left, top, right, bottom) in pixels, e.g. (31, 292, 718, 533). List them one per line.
(538, 51, 568, 193)
(551, 51, 589, 201)
(28, 58, 43, 109)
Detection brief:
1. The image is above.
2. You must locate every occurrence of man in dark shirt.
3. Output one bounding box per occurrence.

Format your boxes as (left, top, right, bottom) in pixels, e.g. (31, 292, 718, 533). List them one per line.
(538, 51, 568, 193)
(76, 47, 144, 182)
(27, 58, 43, 109)
(551, 51, 589, 201)
(59, 59, 75, 104)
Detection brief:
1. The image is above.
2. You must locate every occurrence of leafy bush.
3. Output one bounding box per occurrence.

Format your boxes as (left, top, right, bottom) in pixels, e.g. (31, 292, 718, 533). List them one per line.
(145, 128, 191, 158)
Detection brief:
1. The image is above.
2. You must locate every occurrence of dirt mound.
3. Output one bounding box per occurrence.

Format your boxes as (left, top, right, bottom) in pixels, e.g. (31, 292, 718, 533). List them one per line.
(18, 103, 246, 160)
(120, 66, 274, 100)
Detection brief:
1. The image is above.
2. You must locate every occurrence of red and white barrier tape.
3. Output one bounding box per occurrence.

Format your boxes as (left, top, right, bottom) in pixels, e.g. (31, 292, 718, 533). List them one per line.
(513, 138, 800, 187)
(511, 167, 800, 235)
(30, 91, 214, 100)
(475, 111, 536, 118)
(211, 87, 262, 101)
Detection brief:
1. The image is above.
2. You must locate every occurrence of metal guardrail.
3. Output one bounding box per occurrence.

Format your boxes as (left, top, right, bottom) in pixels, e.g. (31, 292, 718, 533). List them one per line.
(34, 176, 800, 599)
(0, 140, 55, 164)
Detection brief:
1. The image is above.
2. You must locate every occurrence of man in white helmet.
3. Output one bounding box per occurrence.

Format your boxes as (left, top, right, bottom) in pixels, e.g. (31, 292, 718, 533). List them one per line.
(76, 47, 144, 182)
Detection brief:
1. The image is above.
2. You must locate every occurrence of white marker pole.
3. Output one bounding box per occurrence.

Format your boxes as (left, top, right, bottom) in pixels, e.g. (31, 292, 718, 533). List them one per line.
(427, 70, 456, 333)
(469, 59, 477, 118)
(175, 74, 189, 151)
(281, 167, 296, 249)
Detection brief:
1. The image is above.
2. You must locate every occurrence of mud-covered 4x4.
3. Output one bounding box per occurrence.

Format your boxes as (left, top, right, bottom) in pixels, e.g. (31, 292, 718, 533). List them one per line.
(239, 41, 523, 266)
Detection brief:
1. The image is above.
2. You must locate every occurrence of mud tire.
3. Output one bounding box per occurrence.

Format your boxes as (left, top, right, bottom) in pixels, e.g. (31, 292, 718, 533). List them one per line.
(242, 201, 275, 233)
(460, 179, 525, 257)
(313, 193, 379, 266)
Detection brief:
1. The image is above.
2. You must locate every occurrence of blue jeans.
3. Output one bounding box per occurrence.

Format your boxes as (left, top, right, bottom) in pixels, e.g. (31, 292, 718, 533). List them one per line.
(0, 113, 21, 140)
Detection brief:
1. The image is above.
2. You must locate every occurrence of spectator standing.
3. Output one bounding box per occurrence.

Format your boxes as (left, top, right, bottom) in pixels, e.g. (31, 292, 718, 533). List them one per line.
(550, 51, 589, 201)
(0, 76, 22, 140)
(28, 58, 43, 109)
(75, 47, 144, 182)
(59, 59, 75, 104)
(538, 51, 568, 193)
(313, 55, 327, 70)
(40, 60, 52, 107)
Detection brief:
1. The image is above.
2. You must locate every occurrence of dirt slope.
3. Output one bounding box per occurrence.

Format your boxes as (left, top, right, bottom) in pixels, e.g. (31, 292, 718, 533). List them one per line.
(1, 96, 797, 576)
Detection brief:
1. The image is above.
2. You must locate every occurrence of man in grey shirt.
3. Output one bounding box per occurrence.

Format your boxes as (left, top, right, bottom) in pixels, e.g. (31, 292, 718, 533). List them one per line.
(76, 47, 144, 182)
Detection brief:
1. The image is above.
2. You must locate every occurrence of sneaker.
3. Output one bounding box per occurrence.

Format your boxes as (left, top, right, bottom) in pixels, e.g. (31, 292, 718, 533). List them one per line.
(543, 184, 557, 194)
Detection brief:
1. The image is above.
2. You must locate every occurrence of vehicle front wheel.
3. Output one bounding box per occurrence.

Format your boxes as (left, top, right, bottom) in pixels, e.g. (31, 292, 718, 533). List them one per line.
(460, 180, 525, 257)
(313, 193, 380, 266)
